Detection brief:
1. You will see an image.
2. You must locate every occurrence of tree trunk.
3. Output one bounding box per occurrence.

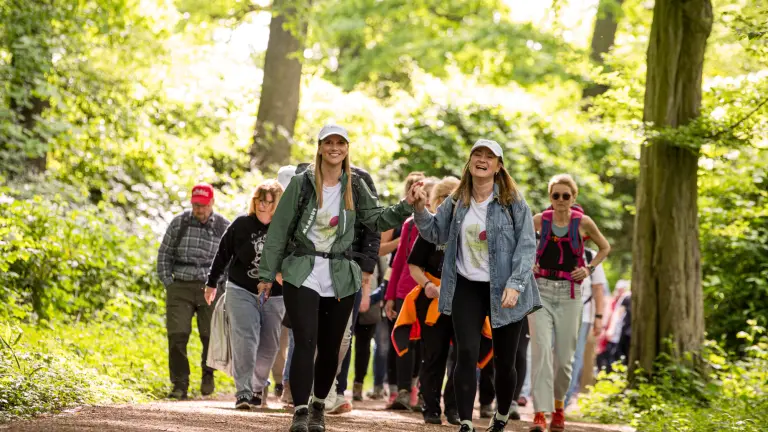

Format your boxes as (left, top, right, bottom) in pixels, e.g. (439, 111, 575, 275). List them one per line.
(582, 0, 625, 100)
(630, 0, 712, 379)
(250, 0, 310, 172)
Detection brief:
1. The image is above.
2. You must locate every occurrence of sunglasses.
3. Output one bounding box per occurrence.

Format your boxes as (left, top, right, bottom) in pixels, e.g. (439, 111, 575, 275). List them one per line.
(551, 193, 571, 201)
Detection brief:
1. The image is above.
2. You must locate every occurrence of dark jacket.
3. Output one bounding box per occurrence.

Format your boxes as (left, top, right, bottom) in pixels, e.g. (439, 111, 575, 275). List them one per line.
(295, 163, 381, 274)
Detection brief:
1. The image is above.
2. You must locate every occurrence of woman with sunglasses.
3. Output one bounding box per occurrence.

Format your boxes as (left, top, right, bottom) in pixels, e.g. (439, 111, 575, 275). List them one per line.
(528, 174, 610, 432)
(411, 139, 540, 432)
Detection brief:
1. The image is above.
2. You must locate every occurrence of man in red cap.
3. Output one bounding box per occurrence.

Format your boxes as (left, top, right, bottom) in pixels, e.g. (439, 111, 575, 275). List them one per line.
(157, 183, 230, 399)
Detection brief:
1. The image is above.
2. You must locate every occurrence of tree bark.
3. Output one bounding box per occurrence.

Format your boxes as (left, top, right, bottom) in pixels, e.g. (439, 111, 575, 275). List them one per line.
(630, 0, 712, 379)
(582, 0, 625, 100)
(250, 0, 309, 172)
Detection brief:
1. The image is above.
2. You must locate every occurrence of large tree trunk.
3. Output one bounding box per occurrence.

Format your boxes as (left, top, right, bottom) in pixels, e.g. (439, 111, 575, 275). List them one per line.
(250, 0, 309, 171)
(582, 0, 625, 100)
(630, 0, 712, 379)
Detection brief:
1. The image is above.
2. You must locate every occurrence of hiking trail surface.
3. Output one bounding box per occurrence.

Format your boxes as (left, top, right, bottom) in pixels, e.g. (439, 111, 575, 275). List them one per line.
(2, 394, 633, 432)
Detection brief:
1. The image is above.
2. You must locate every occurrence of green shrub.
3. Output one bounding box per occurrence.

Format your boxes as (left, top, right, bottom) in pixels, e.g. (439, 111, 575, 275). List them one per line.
(580, 322, 768, 431)
(0, 185, 162, 321)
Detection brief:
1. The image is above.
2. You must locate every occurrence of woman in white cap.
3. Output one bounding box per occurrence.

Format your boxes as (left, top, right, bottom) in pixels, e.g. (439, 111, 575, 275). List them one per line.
(411, 139, 541, 432)
(258, 125, 419, 432)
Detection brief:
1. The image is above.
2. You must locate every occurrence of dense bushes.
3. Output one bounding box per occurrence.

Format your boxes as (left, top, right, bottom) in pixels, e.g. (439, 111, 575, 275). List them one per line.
(0, 183, 162, 321)
(580, 323, 768, 431)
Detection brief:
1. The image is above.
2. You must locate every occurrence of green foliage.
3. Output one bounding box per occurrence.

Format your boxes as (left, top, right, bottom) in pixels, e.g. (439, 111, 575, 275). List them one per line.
(581, 323, 768, 431)
(0, 182, 161, 321)
(309, 0, 578, 95)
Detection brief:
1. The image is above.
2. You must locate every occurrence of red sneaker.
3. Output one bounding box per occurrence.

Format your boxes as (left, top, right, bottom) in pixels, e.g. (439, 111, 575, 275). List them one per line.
(529, 412, 547, 432)
(550, 408, 565, 432)
(517, 396, 528, 407)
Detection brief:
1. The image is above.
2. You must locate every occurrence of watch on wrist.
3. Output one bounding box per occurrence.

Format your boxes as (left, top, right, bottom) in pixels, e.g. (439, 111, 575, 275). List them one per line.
(587, 264, 596, 275)
(595, 314, 603, 319)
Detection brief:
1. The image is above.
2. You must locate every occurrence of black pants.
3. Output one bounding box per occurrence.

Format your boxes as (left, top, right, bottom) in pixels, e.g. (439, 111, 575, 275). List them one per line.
(452, 275, 524, 422)
(387, 312, 397, 387)
(283, 282, 355, 407)
(478, 317, 529, 405)
(395, 298, 422, 391)
(354, 321, 376, 384)
(165, 280, 216, 390)
(414, 290, 457, 415)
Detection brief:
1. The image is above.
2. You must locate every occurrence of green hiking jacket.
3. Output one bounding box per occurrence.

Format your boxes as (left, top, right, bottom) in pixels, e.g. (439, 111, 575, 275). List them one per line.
(259, 169, 413, 299)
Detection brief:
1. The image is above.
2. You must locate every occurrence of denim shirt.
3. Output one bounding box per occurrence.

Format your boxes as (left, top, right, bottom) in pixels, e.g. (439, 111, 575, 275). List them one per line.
(413, 186, 541, 328)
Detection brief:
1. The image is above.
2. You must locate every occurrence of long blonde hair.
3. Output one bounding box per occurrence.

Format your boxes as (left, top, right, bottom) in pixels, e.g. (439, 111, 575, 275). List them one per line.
(452, 156, 520, 206)
(431, 176, 460, 209)
(248, 180, 284, 216)
(314, 143, 354, 210)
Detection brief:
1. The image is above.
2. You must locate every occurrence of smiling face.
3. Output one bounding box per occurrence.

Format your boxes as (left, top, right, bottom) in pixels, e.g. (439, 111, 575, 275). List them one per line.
(549, 183, 576, 211)
(468, 146, 501, 180)
(319, 134, 349, 167)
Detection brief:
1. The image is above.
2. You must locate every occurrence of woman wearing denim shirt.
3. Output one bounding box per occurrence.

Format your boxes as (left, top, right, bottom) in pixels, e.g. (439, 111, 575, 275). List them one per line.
(412, 139, 541, 432)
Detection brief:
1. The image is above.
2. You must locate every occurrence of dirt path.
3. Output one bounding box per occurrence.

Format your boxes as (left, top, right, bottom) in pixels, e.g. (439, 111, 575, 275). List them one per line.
(2, 395, 632, 432)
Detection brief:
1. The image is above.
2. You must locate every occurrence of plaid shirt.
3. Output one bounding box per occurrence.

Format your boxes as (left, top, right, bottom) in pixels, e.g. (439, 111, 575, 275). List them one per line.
(156, 212, 230, 286)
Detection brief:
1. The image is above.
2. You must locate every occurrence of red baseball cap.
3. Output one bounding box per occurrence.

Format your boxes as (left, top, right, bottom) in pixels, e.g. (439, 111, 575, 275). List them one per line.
(191, 183, 214, 205)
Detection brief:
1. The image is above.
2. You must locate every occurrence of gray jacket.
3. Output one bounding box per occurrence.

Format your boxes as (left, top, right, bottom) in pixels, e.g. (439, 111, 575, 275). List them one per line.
(413, 185, 541, 328)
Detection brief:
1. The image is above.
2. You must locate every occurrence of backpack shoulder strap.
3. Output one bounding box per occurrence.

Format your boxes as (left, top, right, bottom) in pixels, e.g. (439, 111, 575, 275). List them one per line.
(350, 172, 362, 213)
(569, 209, 585, 266)
(537, 209, 554, 256)
(173, 210, 192, 251)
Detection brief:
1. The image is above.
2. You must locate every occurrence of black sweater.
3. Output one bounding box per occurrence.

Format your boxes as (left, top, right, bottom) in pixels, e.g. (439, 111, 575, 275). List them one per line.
(206, 214, 283, 296)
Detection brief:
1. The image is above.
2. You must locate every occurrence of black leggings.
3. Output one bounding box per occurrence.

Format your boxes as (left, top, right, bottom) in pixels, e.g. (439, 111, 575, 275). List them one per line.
(395, 298, 422, 390)
(415, 290, 456, 415)
(452, 275, 524, 422)
(283, 282, 355, 407)
(478, 317, 530, 405)
(354, 321, 376, 384)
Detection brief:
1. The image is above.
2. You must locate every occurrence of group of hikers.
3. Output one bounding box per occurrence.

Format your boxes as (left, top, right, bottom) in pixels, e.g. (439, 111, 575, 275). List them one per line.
(156, 124, 622, 432)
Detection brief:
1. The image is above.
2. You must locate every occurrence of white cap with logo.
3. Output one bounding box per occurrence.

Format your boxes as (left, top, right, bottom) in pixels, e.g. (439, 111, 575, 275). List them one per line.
(318, 124, 350, 143)
(470, 139, 504, 159)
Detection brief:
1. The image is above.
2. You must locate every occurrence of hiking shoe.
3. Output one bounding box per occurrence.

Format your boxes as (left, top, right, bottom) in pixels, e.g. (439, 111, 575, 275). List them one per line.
(529, 412, 547, 432)
(480, 404, 494, 418)
(235, 395, 251, 410)
(249, 392, 263, 408)
(290, 407, 309, 432)
(200, 373, 215, 396)
(353, 382, 363, 401)
(550, 408, 565, 432)
(367, 384, 384, 400)
(517, 396, 528, 407)
(423, 411, 442, 425)
(411, 391, 424, 412)
(167, 387, 188, 400)
(410, 386, 419, 407)
(282, 382, 293, 404)
(509, 406, 521, 421)
(486, 414, 507, 432)
(459, 424, 476, 432)
(308, 401, 326, 432)
(326, 395, 352, 414)
(275, 383, 284, 398)
(446, 410, 461, 425)
(388, 389, 411, 410)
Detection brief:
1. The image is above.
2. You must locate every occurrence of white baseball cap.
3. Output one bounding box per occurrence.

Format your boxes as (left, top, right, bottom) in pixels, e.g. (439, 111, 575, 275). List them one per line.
(318, 124, 350, 143)
(470, 139, 503, 159)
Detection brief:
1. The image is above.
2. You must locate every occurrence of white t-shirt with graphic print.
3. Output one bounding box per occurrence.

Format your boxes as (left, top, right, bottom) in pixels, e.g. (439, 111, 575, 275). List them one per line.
(303, 183, 341, 297)
(457, 194, 492, 282)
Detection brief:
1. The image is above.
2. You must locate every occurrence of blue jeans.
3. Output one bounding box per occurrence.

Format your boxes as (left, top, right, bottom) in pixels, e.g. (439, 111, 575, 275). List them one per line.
(284, 329, 294, 382)
(226, 283, 286, 399)
(373, 316, 389, 386)
(565, 321, 592, 406)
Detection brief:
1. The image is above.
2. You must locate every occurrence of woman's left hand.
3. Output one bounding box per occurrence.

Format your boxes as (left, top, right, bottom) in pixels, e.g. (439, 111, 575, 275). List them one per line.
(204, 287, 217, 305)
(571, 266, 590, 282)
(501, 288, 520, 308)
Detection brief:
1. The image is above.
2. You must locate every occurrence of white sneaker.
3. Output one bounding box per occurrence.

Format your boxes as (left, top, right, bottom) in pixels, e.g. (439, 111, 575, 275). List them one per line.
(326, 395, 353, 414)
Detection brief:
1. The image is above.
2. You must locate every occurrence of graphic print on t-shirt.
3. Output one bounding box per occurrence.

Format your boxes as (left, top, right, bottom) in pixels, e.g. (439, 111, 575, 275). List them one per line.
(464, 223, 489, 267)
(313, 208, 339, 251)
(246, 233, 266, 279)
